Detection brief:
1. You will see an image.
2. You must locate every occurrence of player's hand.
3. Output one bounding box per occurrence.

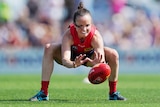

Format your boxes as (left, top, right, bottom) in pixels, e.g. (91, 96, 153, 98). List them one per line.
(85, 51, 104, 66)
(73, 54, 88, 67)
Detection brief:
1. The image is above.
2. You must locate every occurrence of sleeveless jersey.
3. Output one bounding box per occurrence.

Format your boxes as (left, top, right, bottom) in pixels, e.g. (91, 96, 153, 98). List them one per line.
(69, 24, 96, 60)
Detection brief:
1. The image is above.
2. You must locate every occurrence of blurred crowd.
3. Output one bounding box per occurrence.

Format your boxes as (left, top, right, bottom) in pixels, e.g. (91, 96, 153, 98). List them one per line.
(0, 0, 160, 50)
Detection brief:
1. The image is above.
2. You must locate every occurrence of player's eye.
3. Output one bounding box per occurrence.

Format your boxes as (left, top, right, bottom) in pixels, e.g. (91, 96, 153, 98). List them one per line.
(75, 23, 81, 28)
(86, 24, 90, 27)
(75, 23, 90, 29)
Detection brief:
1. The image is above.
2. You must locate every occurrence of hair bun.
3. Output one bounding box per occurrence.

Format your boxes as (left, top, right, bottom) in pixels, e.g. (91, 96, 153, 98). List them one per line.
(78, 2, 84, 10)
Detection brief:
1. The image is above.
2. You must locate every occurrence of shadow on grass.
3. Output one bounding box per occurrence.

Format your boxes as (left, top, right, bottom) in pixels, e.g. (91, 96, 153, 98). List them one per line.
(0, 99, 29, 102)
(0, 98, 108, 103)
(50, 98, 109, 103)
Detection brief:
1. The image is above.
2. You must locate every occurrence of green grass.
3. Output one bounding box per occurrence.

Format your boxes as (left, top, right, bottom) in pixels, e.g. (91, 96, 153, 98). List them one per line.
(0, 74, 160, 107)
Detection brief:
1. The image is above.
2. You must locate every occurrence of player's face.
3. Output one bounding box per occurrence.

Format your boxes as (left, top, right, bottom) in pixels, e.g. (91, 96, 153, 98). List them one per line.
(74, 14, 92, 38)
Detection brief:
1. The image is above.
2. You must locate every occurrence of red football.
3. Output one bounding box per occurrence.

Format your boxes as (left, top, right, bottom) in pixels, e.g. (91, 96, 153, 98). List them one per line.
(88, 63, 111, 84)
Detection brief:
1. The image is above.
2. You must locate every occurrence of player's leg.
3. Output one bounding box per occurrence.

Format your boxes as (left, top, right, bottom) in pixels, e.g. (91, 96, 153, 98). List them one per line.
(29, 43, 62, 101)
(104, 47, 119, 82)
(104, 47, 126, 100)
(42, 43, 62, 81)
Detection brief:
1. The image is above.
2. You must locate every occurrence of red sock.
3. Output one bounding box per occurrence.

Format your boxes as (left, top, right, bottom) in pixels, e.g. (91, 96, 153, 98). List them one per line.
(109, 81, 117, 95)
(41, 81, 49, 96)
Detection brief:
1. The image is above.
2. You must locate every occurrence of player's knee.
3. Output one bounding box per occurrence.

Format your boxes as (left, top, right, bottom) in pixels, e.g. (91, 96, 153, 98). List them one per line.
(113, 49, 119, 60)
(110, 49, 119, 61)
(45, 43, 51, 49)
(44, 43, 53, 55)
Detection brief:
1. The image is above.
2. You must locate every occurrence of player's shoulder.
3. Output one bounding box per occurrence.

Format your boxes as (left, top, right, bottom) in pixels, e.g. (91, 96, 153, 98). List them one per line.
(91, 25, 100, 35)
(94, 29, 102, 37)
(62, 29, 72, 39)
(63, 28, 71, 35)
(91, 29, 103, 43)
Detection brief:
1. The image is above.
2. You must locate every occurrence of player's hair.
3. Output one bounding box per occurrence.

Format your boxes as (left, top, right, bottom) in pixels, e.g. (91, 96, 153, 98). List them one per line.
(73, 2, 91, 23)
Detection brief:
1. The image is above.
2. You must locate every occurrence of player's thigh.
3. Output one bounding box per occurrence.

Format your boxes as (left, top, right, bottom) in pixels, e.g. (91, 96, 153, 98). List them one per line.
(104, 47, 119, 62)
(50, 43, 62, 64)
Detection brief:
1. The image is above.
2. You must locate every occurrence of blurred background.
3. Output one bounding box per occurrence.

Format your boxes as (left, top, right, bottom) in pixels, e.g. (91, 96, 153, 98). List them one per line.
(0, 0, 160, 74)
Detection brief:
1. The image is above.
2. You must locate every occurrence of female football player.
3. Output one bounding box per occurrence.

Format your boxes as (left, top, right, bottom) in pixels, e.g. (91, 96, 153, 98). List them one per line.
(29, 2, 126, 101)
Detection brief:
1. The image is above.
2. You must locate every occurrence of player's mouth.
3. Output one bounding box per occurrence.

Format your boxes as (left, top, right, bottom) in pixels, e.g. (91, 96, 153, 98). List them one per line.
(82, 31, 87, 34)
(81, 29, 89, 35)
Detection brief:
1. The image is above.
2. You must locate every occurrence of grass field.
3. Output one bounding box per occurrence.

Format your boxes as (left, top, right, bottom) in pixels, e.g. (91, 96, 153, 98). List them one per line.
(0, 74, 160, 107)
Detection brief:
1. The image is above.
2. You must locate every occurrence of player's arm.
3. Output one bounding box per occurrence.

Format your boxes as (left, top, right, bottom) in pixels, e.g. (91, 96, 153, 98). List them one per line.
(86, 30, 105, 66)
(61, 30, 74, 68)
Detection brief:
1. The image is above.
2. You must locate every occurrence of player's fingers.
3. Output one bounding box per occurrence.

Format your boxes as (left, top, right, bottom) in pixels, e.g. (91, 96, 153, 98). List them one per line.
(75, 54, 82, 62)
(97, 52, 100, 60)
(93, 51, 98, 59)
(75, 55, 81, 64)
(80, 54, 86, 60)
(78, 54, 82, 59)
(75, 54, 87, 66)
(99, 54, 103, 61)
(94, 52, 101, 61)
(85, 57, 92, 63)
(81, 58, 89, 64)
(77, 54, 85, 60)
